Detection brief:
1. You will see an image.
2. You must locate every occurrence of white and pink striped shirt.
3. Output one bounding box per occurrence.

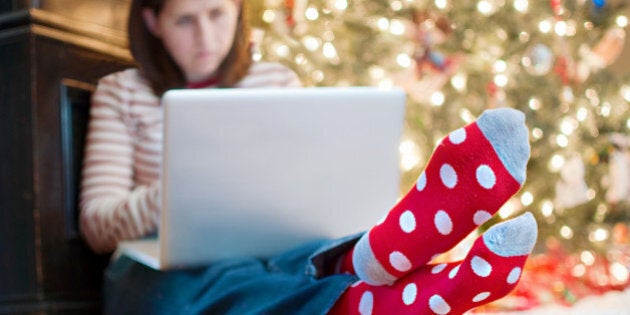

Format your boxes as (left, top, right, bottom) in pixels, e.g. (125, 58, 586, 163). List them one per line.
(79, 62, 301, 253)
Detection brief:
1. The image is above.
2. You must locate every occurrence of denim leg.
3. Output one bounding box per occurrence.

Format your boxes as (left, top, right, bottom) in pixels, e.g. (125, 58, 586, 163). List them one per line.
(104, 235, 362, 315)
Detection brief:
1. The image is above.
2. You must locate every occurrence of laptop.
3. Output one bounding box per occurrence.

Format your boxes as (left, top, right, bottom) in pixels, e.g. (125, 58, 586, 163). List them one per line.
(116, 87, 406, 269)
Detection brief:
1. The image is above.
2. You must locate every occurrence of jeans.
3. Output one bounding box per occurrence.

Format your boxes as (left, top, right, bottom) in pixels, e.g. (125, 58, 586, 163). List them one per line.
(104, 234, 361, 315)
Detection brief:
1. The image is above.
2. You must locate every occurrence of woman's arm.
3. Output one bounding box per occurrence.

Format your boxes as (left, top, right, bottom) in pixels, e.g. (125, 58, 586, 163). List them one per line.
(79, 72, 161, 254)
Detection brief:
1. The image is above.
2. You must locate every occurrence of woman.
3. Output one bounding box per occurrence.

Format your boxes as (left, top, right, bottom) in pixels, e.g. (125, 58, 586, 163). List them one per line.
(80, 0, 538, 314)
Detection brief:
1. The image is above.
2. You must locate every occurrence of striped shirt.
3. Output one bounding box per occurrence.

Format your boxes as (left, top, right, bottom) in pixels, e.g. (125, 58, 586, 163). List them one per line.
(79, 62, 302, 253)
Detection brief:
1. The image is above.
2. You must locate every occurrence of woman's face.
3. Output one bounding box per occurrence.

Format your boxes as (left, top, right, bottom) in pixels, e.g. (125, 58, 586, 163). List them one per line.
(143, 0, 240, 83)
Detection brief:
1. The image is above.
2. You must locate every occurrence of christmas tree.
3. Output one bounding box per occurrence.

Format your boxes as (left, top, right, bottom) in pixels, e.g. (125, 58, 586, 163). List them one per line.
(250, 0, 630, 308)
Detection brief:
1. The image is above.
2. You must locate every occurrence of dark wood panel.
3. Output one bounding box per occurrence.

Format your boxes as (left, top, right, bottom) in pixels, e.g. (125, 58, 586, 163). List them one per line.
(32, 33, 130, 298)
(0, 25, 38, 301)
(1, 7, 133, 314)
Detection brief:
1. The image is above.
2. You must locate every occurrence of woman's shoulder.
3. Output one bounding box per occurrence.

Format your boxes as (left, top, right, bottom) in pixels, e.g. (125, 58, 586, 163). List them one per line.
(236, 62, 302, 88)
(96, 68, 154, 94)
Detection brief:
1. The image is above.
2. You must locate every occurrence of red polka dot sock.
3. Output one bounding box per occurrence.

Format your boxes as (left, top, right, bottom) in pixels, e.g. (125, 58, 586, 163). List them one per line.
(351, 108, 531, 285)
(329, 212, 538, 315)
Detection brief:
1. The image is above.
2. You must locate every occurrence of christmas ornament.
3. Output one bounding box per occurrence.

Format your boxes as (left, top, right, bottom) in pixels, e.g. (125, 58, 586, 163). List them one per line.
(576, 27, 626, 82)
(523, 43, 555, 76)
(555, 154, 590, 209)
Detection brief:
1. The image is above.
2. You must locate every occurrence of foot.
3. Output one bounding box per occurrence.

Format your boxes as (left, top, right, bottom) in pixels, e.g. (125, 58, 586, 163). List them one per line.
(352, 108, 530, 285)
(330, 212, 538, 315)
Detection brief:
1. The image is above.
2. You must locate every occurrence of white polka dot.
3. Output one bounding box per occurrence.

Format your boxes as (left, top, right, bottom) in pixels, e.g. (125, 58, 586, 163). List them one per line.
(473, 210, 492, 226)
(402, 283, 418, 305)
(390, 251, 412, 272)
(440, 164, 458, 188)
(434, 210, 453, 235)
(351, 280, 363, 287)
(359, 291, 374, 315)
(473, 292, 491, 303)
(431, 263, 447, 274)
(429, 294, 451, 314)
(507, 267, 522, 284)
(416, 172, 427, 191)
(476, 165, 496, 189)
(399, 211, 416, 233)
(448, 265, 460, 279)
(471, 256, 492, 277)
(449, 128, 467, 144)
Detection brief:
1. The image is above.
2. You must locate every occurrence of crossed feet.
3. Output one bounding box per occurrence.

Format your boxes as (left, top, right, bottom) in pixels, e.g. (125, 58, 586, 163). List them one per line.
(330, 108, 538, 315)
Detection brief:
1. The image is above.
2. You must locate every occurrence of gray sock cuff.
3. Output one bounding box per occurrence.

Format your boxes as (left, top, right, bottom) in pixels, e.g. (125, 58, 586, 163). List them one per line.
(352, 233, 397, 286)
(476, 108, 530, 185)
(483, 212, 538, 257)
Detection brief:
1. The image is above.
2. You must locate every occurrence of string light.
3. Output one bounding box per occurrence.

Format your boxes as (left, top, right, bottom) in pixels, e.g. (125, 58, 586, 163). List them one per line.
(539, 19, 553, 33)
(541, 200, 554, 217)
(617, 15, 629, 28)
(262, 10, 276, 23)
(430, 91, 445, 106)
(434, 0, 448, 10)
(305, 7, 319, 21)
(451, 73, 467, 92)
(514, 0, 529, 13)
(334, 0, 348, 11)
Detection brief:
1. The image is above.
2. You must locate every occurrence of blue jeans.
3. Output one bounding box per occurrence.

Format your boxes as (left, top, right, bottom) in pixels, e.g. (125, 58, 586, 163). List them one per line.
(104, 234, 361, 315)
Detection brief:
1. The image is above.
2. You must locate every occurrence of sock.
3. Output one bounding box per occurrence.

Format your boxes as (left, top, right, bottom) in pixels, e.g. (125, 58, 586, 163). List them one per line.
(352, 108, 530, 285)
(329, 212, 538, 315)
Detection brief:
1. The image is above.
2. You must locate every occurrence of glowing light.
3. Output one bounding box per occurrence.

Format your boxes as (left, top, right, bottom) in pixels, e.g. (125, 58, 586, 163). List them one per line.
(494, 74, 508, 87)
(521, 191, 534, 206)
(303, 36, 321, 51)
(311, 70, 324, 82)
(451, 73, 467, 92)
(390, 0, 403, 11)
(539, 20, 553, 33)
(617, 15, 629, 28)
(435, 0, 448, 10)
(577, 107, 588, 121)
(477, 0, 496, 16)
(399, 139, 423, 171)
(294, 54, 307, 65)
(581, 251, 595, 265)
(262, 10, 276, 23)
(430, 91, 445, 107)
(555, 20, 568, 36)
(493, 60, 507, 73)
(532, 128, 543, 140)
(369, 66, 385, 80)
(560, 225, 574, 239)
(549, 154, 565, 172)
(377, 18, 390, 31)
(275, 44, 290, 57)
(541, 200, 554, 217)
(397, 53, 412, 68)
(601, 102, 611, 117)
(514, 0, 529, 12)
(621, 85, 630, 102)
(335, 0, 348, 10)
(498, 199, 518, 219)
(560, 117, 577, 135)
(528, 98, 541, 110)
(589, 228, 609, 242)
(305, 7, 319, 21)
(556, 134, 568, 147)
(390, 20, 406, 35)
(572, 264, 586, 277)
(610, 262, 630, 283)
(322, 42, 337, 59)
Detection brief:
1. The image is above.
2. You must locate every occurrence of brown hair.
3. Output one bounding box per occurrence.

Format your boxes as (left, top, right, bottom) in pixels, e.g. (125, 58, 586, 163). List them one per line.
(127, 0, 253, 96)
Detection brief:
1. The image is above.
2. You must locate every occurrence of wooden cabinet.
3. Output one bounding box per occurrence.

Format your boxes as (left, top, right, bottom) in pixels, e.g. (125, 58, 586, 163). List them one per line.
(0, 6, 133, 314)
